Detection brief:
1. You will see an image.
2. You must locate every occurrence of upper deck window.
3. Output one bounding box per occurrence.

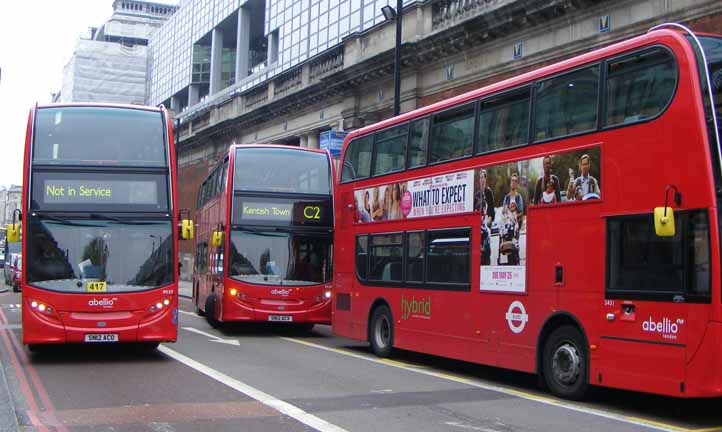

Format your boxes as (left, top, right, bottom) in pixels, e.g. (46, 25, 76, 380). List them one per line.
(341, 135, 373, 182)
(373, 124, 408, 176)
(477, 87, 530, 154)
(429, 104, 475, 164)
(605, 48, 677, 127)
(534, 66, 600, 141)
(234, 147, 331, 195)
(33, 107, 166, 167)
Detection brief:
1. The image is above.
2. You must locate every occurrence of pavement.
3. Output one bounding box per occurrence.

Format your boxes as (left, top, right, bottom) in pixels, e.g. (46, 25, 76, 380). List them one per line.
(0, 287, 19, 431)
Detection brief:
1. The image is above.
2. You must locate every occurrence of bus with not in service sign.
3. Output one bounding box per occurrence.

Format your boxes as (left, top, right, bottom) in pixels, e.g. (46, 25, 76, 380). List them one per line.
(191, 145, 333, 329)
(333, 25, 722, 398)
(7, 103, 185, 350)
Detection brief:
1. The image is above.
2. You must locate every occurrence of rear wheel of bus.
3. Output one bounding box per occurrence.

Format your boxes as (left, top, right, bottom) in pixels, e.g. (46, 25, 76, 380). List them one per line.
(205, 294, 220, 328)
(369, 305, 393, 357)
(542, 325, 588, 400)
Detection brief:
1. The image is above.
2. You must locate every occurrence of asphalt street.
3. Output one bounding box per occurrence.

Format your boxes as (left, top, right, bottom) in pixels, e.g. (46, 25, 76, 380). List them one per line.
(0, 285, 721, 432)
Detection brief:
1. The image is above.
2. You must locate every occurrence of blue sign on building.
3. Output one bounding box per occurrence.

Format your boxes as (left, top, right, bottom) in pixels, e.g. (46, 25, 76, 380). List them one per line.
(513, 41, 523, 60)
(319, 130, 347, 158)
(599, 15, 611, 33)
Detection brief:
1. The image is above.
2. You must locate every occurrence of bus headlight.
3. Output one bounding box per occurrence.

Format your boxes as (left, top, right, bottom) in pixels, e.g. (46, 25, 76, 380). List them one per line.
(324, 291, 332, 299)
(229, 288, 238, 297)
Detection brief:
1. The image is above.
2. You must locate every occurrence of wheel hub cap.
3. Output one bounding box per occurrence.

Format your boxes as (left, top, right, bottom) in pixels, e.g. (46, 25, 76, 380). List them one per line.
(552, 344, 580, 385)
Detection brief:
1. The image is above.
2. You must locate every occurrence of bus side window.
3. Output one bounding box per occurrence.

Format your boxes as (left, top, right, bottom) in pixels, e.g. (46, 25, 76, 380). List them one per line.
(408, 118, 429, 169)
(342, 136, 373, 182)
(605, 48, 677, 127)
(429, 104, 475, 164)
(356, 236, 368, 280)
(477, 87, 530, 154)
(533, 65, 600, 141)
(373, 123, 408, 176)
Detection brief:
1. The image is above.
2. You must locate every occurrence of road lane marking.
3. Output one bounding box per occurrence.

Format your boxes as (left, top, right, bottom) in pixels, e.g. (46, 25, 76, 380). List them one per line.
(279, 337, 702, 432)
(181, 327, 240, 346)
(0, 324, 21, 330)
(179, 309, 203, 318)
(158, 345, 349, 432)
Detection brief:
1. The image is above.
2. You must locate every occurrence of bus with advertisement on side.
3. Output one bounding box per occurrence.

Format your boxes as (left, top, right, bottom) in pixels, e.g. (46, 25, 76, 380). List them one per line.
(333, 24, 722, 399)
(6, 102, 190, 350)
(189, 144, 334, 330)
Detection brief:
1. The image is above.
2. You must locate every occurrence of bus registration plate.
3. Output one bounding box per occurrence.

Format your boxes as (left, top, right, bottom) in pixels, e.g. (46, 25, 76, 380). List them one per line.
(268, 315, 293, 322)
(84, 334, 118, 343)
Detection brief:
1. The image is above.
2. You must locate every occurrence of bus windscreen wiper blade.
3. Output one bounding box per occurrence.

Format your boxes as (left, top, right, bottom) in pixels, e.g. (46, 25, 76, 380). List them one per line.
(89, 213, 159, 225)
(35, 213, 103, 227)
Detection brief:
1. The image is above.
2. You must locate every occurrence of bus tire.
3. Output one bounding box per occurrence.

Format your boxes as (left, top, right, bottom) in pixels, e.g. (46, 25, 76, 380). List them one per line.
(542, 325, 588, 400)
(369, 305, 394, 358)
(195, 285, 205, 317)
(205, 294, 220, 328)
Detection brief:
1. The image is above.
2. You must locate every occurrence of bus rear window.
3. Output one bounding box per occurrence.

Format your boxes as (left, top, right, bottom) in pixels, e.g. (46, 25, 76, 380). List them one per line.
(33, 107, 167, 167)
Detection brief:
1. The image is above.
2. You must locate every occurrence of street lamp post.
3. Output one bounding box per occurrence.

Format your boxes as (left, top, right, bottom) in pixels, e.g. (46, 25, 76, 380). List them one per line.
(382, 0, 403, 116)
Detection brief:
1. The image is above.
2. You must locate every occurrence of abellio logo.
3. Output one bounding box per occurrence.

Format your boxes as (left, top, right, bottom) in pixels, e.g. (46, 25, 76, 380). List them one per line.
(271, 289, 291, 296)
(88, 298, 115, 307)
(642, 316, 684, 340)
(401, 295, 431, 320)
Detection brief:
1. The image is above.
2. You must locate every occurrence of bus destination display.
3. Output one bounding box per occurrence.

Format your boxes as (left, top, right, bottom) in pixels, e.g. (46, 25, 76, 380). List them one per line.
(236, 200, 329, 226)
(43, 179, 158, 205)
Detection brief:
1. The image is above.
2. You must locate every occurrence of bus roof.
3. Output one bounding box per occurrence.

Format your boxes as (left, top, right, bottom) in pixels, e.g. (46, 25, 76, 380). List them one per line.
(35, 102, 164, 113)
(230, 143, 331, 155)
(343, 27, 695, 142)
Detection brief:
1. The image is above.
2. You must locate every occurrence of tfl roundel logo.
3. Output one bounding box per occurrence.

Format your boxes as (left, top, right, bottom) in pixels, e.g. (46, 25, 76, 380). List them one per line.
(505, 301, 529, 334)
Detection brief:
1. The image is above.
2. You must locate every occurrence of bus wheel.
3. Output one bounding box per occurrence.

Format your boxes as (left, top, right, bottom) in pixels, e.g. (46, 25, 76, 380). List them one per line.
(542, 326, 588, 400)
(369, 305, 394, 358)
(195, 292, 205, 317)
(205, 294, 220, 328)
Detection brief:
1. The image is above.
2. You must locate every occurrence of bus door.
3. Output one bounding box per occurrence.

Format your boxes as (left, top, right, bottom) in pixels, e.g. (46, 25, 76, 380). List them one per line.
(599, 211, 710, 395)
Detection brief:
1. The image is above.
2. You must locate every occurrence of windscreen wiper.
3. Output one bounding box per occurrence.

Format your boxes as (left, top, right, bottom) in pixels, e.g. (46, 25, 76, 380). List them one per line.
(33, 212, 104, 227)
(89, 213, 161, 225)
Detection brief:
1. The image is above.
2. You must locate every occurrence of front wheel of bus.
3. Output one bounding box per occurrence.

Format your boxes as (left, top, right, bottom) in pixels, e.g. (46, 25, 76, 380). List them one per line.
(369, 305, 394, 358)
(542, 326, 588, 400)
(205, 294, 220, 328)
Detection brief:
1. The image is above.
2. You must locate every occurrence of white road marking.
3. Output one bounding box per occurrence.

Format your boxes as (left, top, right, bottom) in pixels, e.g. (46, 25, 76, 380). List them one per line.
(0, 324, 21, 330)
(279, 338, 684, 432)
(158, 345, 349, 432)
(178, 309, 203, 318)
(181, 326, 240, 346)
(445, 422, 501, 432)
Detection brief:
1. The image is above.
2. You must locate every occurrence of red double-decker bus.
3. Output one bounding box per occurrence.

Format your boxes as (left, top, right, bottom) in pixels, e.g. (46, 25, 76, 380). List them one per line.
(333, 25, 722, 398)
(7, 103, 184, 350)
(191, 145, 333, 329)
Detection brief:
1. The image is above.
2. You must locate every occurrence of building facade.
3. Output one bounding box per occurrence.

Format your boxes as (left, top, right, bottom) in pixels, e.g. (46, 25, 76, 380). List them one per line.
(147, 0, 722, 276)
(0, 186, 21, 227)
(58, 0, 178, 104)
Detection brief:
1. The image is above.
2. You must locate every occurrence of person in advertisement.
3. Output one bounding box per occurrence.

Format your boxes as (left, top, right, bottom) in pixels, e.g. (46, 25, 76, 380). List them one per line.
(500, 173, 524, 266)
(566, 153, 600, 200)
(475, 169, 495, 265)
(389, 184, 403, 220)
(359, 191, 372, 222)
(371, 187, 384, 221)
(532, 155, 561, 205)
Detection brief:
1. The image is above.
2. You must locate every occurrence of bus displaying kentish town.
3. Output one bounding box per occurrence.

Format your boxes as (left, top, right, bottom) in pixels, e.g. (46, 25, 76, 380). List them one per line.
(8, 103, 184, 350)
(190, 145, 334, 329)
(332, 24, 722, 399)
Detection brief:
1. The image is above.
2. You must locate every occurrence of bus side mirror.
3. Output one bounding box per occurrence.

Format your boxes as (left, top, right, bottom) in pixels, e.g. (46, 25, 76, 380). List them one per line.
(6, 224, 19, 244)
(212, 231, 223, 247)
(181, 219, 194, 240)
(654, 207, 675, 237)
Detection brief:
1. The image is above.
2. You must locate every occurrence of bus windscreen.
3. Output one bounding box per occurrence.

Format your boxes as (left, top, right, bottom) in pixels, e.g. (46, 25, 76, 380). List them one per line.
(33, 107, 167, 166)
(234, 148, 331, 195)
